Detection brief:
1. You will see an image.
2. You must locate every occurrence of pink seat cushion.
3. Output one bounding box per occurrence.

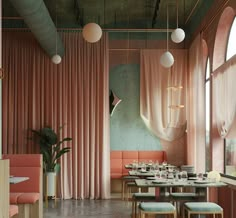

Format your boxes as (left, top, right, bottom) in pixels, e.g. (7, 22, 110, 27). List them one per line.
(17, 193, 40, 204)
(9, 205, 18, 217)
(10, 192, 23, 204)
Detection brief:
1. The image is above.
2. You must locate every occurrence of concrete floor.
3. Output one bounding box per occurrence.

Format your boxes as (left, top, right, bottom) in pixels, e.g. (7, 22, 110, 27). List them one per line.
(44, 198, 133, 218)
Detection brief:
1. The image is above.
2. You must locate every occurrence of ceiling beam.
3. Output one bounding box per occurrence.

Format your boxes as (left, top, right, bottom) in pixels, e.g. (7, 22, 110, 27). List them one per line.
(74, 0, 84, 27)
(152, 0, 161, 28)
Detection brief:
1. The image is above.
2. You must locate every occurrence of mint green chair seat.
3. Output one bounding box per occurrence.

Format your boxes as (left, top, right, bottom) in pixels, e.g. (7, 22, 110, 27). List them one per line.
(122, 176, 139, 201)
(133, 192, 156, 200)
(170, 192, 199, 216)
(125, 181, 138, 201)
(132, 193, 156, 218)
(170, 192, 198, 200)
(139, 202, 177, 218)
(184, 202, 223, 218)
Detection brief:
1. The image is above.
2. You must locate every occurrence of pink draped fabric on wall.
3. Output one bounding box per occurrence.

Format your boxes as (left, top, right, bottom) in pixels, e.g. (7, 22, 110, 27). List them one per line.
(140, 49, 187, 142)
(213, 54, 236, 139)
(187, 34, 206, 173)
(2, 31, 110, 199)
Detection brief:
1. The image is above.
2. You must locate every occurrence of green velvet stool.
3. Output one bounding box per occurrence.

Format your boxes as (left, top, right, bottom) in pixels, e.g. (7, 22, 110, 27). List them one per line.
(132, 193, 156, 218)
(183, 202, 223, 218)
(126, 181, 138, 201)
(121, 176, 139, 200)
(138, 202, 177, 218)
(170, 192, 198, 216)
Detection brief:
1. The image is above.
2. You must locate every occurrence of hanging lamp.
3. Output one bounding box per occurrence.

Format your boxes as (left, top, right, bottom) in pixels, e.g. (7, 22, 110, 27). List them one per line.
(171, 0, 185, 43)
(82, 23, 102, 43)
(51, 0, 62, 64)
(160, 4, 174, 68)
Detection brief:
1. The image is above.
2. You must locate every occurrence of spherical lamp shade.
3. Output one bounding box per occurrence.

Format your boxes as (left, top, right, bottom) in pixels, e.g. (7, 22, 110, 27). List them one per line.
(160, 51, 174, 68)
(82, 23, 102, 43)
(51, 54, 62, 64)
(171, 28, 185, 43)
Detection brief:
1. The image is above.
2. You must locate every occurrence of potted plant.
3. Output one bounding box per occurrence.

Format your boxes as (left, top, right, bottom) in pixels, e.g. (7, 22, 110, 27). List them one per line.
(29, 126, 72, 196)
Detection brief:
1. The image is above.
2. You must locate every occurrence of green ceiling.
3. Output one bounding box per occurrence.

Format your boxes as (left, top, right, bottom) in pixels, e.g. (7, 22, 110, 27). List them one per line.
(2, 0, 214, 39)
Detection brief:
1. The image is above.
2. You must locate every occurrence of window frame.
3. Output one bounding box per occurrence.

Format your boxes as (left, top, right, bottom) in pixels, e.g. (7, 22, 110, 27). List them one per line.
(223, 16, 236, 178)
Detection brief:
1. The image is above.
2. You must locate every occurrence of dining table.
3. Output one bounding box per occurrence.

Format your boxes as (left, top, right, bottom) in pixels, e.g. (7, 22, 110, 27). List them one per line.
(135, 178, 227, 202)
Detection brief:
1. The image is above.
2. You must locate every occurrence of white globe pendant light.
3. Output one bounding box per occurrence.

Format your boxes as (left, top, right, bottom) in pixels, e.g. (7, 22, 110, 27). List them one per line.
(82, 23, 102, 43)
(160, 4, 174, 68)
(160, 51, 174, 68)
(171, 0, 185, 43)
(51, 54, 62, 64)
(171, 28, 185, 43)
(52, 1, 62, 65)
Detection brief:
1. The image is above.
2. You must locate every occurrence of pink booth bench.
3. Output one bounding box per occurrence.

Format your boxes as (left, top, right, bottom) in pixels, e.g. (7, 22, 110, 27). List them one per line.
(3, 154, 43, 218)
(110, 150, 167, 179)
(9, 205, 18, 217)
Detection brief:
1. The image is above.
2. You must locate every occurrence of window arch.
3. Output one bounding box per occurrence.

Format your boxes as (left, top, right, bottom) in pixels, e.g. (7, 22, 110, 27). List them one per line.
(212, 6, 236, 174)
(226, 17, 236, 61)
(225, 15, 236, 178)
(213, 7, 235, 70)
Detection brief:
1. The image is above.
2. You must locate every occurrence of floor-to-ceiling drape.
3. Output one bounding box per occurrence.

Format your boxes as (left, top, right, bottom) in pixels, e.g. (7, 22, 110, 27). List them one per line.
(140, 49, 187, 142)
(213, 55, 236, 139)
(187, 34, 205, 173)
(2, 31, 110, 199)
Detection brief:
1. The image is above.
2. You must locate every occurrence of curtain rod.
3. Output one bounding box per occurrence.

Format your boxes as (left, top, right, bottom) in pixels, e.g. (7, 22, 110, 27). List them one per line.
(2, 27, 174, 33)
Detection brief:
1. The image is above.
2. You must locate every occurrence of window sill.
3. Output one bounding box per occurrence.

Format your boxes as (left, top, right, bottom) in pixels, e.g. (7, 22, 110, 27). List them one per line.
(221, 174, 236, 189)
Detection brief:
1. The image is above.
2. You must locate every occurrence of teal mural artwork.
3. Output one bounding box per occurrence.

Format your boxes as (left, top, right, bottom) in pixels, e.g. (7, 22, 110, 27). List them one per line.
(109, 64, 162, 151)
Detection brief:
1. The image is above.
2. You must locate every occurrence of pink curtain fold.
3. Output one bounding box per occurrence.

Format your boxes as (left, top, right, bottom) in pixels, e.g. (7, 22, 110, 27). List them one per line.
(187, 34, 206, 173)
(2, 31, 110, 199)
(140, 49, 187, 142)
(212, 54, 236, 139)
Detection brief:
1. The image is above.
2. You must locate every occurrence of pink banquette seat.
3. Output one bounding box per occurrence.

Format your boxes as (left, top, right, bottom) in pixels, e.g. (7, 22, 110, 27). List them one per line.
(110, 150, 167, 179)
(3, 154, 43, 218)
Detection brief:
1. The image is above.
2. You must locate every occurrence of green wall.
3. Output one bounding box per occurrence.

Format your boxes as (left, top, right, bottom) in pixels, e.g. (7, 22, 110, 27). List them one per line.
(109, 63, 162, 150)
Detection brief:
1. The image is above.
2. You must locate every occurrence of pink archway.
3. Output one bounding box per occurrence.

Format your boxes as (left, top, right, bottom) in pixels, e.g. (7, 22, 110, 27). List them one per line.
(213, 7, 235, 70)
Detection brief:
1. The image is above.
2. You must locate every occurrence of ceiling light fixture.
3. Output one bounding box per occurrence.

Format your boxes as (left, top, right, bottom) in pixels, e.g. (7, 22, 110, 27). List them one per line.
(167, 66, 184, 110)
(82, 23, 102, 43)
(171, 0, 185, 43)
(160, 4, 174, 68)
(51, 0, 62, 64)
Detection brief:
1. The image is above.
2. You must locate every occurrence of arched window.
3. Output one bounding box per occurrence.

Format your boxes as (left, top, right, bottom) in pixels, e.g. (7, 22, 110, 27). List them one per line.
(225, 16, 236, 178)
(226, 17, 236, 61)
(205, 57, 210, 172)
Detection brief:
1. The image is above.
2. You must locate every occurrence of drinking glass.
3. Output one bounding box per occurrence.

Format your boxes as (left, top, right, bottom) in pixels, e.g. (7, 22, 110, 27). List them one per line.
(181, 171, 188, 181)
(156, 170, 161, 179)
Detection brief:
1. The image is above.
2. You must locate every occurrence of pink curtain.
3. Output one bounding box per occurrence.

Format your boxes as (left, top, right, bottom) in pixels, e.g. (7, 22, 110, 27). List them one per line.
(140, 49, 187, 142)
(212, 54, 236, 139)
(187, 34, 205, 173)
(2, 31, 110, 199)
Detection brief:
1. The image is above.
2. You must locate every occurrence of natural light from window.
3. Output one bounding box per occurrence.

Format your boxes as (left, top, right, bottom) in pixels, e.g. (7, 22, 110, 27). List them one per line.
(226, 17, 236, 61)
(205, 57, 210, 172)
(225, 16, 236, 178)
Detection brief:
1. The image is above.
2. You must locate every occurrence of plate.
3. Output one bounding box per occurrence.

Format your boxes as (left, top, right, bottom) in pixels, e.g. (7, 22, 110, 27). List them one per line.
(188, 177, 198, 180)
(146, 177, 156, 180)
(139, 170, 147, 173)
(194, 180, 211, 184)
(152, 180, 167, 184)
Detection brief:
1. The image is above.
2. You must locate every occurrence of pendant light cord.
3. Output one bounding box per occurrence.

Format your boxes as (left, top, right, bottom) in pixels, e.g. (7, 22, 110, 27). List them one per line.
(167, 4, 169, 51)
(55, 1, 58, 55)
(176, 0, 179, 28)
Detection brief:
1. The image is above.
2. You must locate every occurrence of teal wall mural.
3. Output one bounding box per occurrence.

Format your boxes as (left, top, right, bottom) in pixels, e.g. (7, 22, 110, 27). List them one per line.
(109, 63, 162, 151)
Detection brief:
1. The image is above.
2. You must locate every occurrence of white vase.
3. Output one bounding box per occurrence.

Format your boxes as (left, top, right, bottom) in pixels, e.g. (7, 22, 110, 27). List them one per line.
(46, 172, 57, 197)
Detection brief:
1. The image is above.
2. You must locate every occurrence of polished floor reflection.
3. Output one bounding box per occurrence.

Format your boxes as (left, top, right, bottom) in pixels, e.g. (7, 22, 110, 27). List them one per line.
(44, 199, 132, 218)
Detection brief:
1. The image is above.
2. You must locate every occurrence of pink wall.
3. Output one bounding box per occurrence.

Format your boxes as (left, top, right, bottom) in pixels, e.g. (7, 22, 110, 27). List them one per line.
(196, 0, 236, 215)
